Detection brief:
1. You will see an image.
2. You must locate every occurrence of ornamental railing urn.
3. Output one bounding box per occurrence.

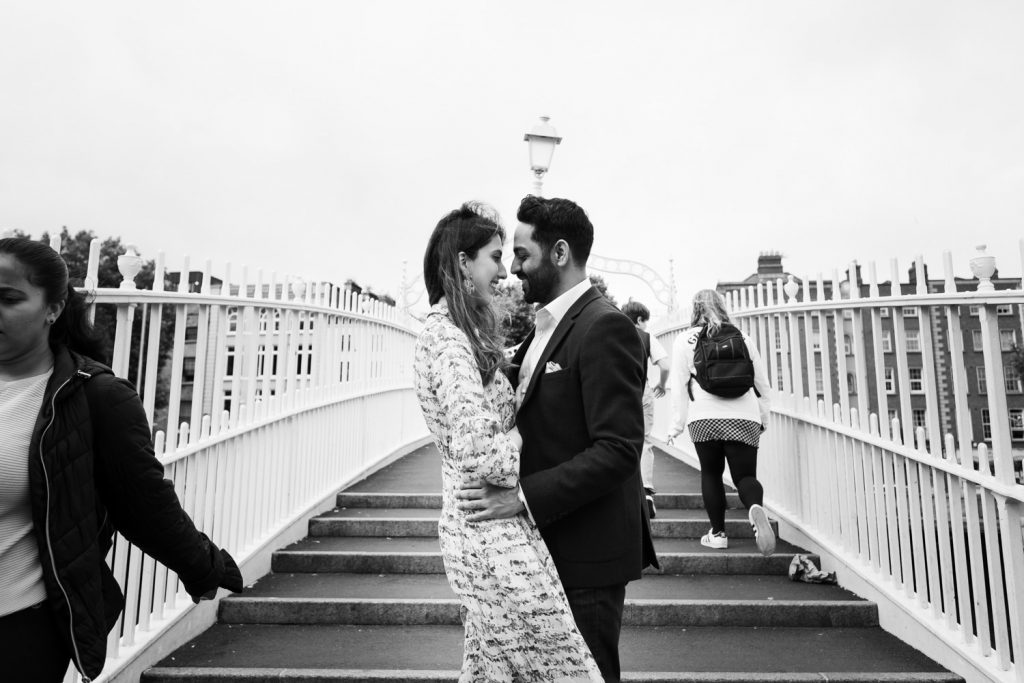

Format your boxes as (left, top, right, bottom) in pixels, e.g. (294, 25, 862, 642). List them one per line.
(969, 244, 996, 292)
(784, 275, 800, 303)
(117, 245, 143, 290)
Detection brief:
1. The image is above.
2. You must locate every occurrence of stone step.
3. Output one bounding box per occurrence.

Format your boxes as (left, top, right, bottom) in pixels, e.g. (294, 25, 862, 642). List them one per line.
(272, 537, 812, 575)
(240, 572, 856, 602)
(309, 507, 771, 539)
(219, 597, 876, 628)
(220, 572, 875, 627)
(336, 491, 743, 511)
(142, 624, 961, 682)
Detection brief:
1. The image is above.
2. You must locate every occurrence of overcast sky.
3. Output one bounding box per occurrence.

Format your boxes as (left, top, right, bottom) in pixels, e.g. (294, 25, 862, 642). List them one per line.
(1, 1, 1021, 320)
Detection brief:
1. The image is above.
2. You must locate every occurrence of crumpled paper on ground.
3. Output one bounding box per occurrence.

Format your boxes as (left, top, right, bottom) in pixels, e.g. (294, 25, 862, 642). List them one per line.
(788, 554, 837, 584)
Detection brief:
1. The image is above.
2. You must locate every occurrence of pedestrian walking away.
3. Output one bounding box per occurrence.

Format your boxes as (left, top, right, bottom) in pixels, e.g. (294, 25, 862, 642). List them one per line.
(668, 288, 776, 557)
(621, 300, 669, 519)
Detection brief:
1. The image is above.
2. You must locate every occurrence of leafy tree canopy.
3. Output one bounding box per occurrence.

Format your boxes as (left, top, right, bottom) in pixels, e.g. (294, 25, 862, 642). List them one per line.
(589, 273, 617, 307)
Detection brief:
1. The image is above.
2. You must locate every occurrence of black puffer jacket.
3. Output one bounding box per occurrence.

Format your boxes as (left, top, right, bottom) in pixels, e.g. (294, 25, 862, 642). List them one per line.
(27, 346, 242, 681)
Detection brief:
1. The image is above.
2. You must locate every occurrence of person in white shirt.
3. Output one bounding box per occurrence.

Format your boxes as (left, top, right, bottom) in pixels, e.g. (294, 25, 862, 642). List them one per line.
(620, 301, 669, 518)
(668, 289, 776, 556)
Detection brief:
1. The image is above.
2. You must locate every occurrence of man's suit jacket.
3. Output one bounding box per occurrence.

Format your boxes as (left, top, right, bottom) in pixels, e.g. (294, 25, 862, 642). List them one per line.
(511, 286, 659, 588)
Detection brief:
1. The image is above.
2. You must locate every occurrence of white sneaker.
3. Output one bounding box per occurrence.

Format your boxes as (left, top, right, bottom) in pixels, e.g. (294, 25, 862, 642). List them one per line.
(700, 529, 728, 549)
(749, 504, 776, 556)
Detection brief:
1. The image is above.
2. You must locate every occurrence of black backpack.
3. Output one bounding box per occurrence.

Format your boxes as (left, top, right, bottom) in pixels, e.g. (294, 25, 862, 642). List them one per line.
(688, 323, 757, 399)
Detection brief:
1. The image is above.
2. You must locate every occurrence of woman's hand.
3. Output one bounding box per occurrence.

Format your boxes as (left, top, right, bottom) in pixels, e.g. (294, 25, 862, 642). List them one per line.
(507, 425, 523, 450)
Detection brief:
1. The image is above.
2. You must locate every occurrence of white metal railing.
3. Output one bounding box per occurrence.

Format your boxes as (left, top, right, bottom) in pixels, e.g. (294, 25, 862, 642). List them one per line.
(655, 243, 1024, 683)
(55, 239, 428, 682)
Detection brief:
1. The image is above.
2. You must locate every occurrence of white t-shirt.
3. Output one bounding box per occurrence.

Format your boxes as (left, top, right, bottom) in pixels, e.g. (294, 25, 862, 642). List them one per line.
(669, 326, 771, 434)
(0, 369, 52, 616)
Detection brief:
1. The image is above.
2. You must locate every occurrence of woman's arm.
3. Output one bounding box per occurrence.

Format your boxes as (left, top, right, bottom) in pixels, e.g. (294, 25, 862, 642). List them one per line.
(745, 336, 773, 426)
(668, 332, 692, 438)
(432, 325, 520, 488)
(88, 375, 242, 599)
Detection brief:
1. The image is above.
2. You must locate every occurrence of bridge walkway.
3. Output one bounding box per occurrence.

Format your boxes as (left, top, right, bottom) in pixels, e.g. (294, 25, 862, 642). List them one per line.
(143, 446, 960, 682)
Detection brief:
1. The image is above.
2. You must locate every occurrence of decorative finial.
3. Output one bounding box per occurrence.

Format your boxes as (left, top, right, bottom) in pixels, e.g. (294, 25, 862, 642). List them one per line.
(117, 244, 143, 290)
(969, 244, 996, 292)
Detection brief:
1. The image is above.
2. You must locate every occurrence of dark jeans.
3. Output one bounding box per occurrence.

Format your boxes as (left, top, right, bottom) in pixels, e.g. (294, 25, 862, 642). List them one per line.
(694, 439, 764, 533)
(564, 583, 626, 683)
(0, 602, 72, 683)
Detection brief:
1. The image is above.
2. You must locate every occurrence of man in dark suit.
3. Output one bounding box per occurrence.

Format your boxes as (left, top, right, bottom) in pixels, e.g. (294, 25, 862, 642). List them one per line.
(457, 195, 658, 682)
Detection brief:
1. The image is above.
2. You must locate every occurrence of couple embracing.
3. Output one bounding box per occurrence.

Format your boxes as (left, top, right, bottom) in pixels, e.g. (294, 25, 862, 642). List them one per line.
(413, 196, 658, 682)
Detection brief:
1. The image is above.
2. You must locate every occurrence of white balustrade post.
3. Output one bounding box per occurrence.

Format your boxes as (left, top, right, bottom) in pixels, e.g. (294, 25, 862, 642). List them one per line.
(112, 245, 144, 378)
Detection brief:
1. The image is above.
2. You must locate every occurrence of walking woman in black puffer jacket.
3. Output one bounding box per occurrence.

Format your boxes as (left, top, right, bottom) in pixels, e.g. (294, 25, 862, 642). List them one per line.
(0, 237, 243, 682)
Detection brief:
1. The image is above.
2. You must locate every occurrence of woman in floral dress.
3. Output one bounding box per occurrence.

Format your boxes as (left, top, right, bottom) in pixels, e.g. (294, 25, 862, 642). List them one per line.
(414, 202, 601, 682)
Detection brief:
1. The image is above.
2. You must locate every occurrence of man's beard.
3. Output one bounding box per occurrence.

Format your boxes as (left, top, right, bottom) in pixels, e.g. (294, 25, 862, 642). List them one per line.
(520, 261, 558, 305)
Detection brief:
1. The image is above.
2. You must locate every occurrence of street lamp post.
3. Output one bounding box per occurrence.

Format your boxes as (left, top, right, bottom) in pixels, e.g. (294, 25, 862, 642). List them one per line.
(523, 115, 562, 197)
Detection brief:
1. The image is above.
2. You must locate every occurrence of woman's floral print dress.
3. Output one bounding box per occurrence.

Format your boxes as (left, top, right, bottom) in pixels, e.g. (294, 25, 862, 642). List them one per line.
(414, 302, 602, 683)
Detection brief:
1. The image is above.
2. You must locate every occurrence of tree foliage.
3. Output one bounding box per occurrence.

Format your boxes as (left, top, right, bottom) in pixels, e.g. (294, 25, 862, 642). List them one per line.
(589, 273, 617, 307)
(36, 227, 176, 429)
(494, 280, 535, 347)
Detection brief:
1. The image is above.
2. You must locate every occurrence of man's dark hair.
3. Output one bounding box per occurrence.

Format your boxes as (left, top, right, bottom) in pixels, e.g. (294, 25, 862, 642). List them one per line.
(516, 195, 594, 265)
(621, 300, 650, 325)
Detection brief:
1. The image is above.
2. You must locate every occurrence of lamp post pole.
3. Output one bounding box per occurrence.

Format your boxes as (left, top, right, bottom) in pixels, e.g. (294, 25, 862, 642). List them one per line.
(523, 115, 562, 197)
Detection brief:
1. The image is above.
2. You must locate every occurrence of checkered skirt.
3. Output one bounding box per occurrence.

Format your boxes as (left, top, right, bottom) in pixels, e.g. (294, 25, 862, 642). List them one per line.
(689, 418, 762, 447)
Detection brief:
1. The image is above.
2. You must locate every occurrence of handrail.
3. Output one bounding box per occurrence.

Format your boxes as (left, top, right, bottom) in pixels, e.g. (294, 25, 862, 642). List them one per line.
(47, 239, 429, 682)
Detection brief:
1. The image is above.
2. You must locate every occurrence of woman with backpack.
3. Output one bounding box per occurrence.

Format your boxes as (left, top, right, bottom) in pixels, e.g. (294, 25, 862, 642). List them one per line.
(668, 289, 775, 556)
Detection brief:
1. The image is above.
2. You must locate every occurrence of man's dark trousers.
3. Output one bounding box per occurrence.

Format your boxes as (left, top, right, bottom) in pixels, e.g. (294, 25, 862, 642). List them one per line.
(565, 584, 627, 682)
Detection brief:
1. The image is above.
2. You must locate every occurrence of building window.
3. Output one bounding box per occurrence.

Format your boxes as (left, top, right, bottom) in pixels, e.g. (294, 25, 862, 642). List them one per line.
(971, 329, 983, 351)
(982, 409, 992, 440)
(182, 357, 196, 383)
(774, 324, 781, 349)
(843, 310, 853, 320)
(1012, 410, 1024, 440)
(879, 307, 890, 318)
(881, 331, 892, 353)
(906, 330, 921, 352)
(1000, 329, 1017, 351)
(1006, 365, 1023, 394)
(847, 372, 856, 394)
(884, 367, 895, 394)
(296, 345, 313, 375)
(185, 325, 198, 342)
(912, 409, 926, 429)
(843, 335, 852, 355)
(976, 367, 987, 394)
(225, 346, 236, 376)
(903, 306, 918, 316)
(909, 367, 924, 393)
(815, 367, 824, 394)
(997, 304, 1013, 316)
(776, 364, 784, 388)
(968, 305, 980, 316)
(226, 307, 238, 333)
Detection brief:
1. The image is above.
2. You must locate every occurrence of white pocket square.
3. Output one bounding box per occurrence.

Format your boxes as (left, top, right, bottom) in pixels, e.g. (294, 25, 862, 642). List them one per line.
(545, 361, 563, 374)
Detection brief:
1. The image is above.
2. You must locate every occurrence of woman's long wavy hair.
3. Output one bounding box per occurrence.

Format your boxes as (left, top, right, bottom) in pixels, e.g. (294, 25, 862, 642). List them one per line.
(423, 202, 507, 385)
(0, 237, 107, 362)
(690, 288, 730, 336)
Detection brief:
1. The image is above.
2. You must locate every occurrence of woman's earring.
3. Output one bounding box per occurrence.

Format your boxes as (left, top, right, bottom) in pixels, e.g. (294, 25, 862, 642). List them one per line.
(462, 279, 477, 295)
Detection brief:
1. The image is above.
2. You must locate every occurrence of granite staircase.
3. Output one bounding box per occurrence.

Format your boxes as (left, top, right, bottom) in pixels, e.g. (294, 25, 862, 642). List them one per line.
(143, 444, 961, 682)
